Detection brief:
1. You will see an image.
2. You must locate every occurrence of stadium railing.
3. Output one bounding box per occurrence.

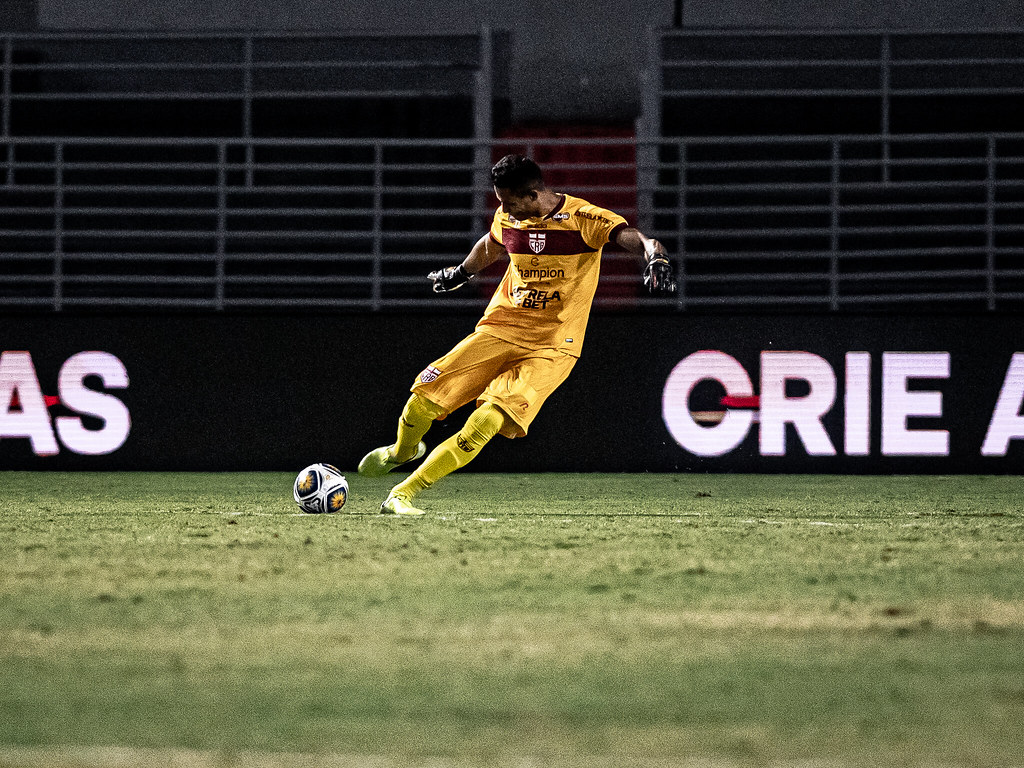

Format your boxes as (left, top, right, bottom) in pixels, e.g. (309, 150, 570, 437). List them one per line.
(0, 30, 501, 139)
(635, 27, 1024, 312)
(641, 28, 1024, 137)
(2, 28, 1023, 313)
(2, 133, 1022, 312)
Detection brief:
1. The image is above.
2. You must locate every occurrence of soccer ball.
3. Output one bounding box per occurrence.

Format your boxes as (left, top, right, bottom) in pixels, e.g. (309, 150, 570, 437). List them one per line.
(293, 463, 349, 514)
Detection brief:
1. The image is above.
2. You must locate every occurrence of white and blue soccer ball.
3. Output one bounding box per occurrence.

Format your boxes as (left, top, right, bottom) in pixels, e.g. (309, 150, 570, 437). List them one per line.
(293, 463, 349, 514)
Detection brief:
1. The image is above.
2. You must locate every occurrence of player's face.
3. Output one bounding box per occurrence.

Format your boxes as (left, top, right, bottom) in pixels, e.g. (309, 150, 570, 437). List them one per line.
(494, 186, 541, 221)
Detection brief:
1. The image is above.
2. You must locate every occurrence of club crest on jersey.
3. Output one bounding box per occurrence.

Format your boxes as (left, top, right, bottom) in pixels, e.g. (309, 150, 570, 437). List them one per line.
(528, 232, 546, 254)
(419, 365, 442, 383)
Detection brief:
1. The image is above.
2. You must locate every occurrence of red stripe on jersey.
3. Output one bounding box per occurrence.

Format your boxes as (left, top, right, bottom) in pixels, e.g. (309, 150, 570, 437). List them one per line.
(502, 228, 591, 256)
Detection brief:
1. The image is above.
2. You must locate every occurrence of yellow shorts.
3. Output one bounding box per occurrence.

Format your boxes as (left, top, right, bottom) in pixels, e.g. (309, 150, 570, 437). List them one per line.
(410, 331, 578, 438)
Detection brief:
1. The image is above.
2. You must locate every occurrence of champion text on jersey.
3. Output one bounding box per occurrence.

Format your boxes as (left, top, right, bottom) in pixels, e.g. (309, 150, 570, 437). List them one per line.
(517, 264, 566, 280)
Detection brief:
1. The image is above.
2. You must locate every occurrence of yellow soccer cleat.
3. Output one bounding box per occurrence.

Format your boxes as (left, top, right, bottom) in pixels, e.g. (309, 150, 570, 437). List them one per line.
(380, 492, 426, 516)
(357, 441, 427, 477)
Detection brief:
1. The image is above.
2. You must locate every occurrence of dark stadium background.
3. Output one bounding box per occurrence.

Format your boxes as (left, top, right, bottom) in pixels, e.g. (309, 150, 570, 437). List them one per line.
(3, 0, 1024, 473)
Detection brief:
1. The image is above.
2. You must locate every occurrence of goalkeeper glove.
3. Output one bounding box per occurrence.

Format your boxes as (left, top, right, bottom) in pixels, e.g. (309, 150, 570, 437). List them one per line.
(428, 264, 473, 293)
(642, 254, 677, 295)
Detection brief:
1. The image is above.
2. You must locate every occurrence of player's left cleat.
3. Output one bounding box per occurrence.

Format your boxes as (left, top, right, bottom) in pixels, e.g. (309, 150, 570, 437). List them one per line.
(380, 492, 426, 516)
(357, 441, 427, 477)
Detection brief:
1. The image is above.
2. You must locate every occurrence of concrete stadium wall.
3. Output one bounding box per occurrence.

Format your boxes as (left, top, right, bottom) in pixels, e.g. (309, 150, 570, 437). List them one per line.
(4, 312, 1024, 474)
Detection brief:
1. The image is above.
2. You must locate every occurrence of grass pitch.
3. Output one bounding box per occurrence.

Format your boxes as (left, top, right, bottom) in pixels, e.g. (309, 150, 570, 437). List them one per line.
(1, 472, 1023, 767)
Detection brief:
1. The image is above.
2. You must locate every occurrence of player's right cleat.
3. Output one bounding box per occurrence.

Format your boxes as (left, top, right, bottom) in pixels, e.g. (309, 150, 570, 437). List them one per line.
(357, 441, 427, 477)
(380, 492, 426, 516)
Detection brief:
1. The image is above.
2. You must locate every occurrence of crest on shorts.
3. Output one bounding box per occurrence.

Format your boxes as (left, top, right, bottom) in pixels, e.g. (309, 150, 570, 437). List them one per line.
(419, 365, 442, 383)
(529, 232, 546, 253)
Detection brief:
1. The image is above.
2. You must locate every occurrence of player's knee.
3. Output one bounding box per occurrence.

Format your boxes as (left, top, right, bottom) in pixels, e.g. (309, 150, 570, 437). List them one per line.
(460, 403, 505, 450)
(406, 393, 445, 421)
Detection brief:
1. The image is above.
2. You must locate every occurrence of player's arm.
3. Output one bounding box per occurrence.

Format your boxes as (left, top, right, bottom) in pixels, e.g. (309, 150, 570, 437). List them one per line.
(615, 226, 676, 294)
(428, 234, 508, 293)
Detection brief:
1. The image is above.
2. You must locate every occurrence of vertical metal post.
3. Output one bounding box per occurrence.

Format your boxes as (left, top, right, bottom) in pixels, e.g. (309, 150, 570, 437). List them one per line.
(880, 34, 891, 186)
(2, 35, 11, 139)
(216, 142, 227, 311)
(3, 36, 12, 187)
(473, 26, 493, 231)
(673, 0, 685, 27)
(243, 36, 255, 189)
(675, 140, 687, 311)
(985, 136, 997, 310)
(829, 138, 841, 311)
(635, 25, 662, 235)
(53, 143, 64, 312)
(371, 142, 384, 311)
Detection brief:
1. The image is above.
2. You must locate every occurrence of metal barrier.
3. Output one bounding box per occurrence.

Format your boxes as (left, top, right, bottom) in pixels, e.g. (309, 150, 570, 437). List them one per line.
(650, 132, 1024, 311)
(2, 29, 1023, 313)
(1, 30, 499, 139)
(643, 28, 1024, 136)
(2, 133, 1022, 312)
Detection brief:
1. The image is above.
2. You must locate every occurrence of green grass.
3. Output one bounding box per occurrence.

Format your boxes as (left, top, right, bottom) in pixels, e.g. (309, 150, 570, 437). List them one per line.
(1, 472, 1023, 767)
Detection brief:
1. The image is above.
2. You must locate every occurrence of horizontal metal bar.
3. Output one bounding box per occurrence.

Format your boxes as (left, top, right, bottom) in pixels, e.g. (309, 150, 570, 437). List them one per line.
(58, 275, 216, 285)
(680, 202, 1001, 215)
(662, 57, 1024, 68)
(661, 88, 885, 97)
(661, 87, 1024, 97)
(2, 30, 483, 40)
(837, 291, 1000, 303)
(658, 27, 1024, 38)
(6, 180, 1019, 197)
(1, 184, 486, 195)
(1, 206, 480, 217)
(682, 156, 992, 170)
(10, 89, 467, 99)
(661, 247, 1020, 260)
(5, 131, 1023, 146)
(686, 268, 995, 283)
(0, 229, 474, 240)
(678, 223, 1003, 237)
(8, 60, 477, 72)
(7, 156, 1009, 173)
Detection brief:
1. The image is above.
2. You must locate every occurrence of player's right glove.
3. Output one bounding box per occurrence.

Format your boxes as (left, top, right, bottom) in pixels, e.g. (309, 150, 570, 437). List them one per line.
(642, 255, 677, 295)
(428, 264, 473, 293)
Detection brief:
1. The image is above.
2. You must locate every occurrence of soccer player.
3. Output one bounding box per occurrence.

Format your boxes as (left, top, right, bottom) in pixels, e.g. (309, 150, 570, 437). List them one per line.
(358, 154, 675, 515)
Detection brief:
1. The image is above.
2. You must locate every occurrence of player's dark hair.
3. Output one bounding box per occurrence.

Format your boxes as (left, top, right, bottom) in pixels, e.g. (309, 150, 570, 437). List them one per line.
(490, 154, 544, 194)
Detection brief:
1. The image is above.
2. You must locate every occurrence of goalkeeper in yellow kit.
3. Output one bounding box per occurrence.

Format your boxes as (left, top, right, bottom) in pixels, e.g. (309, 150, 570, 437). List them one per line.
(358, 154, 676, 515)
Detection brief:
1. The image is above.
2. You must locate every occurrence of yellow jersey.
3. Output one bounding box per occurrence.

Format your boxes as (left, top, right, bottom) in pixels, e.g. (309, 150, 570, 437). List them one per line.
(476, 193, 627, 357)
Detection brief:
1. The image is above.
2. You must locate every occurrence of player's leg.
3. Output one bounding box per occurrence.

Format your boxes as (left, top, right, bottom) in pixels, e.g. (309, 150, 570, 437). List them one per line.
(382, 402, 506, 515)
(360, 331, 514, 480)
(480, 348, 578, 439)
(357, 393, 443, 477)
(381, 349, 578, 515)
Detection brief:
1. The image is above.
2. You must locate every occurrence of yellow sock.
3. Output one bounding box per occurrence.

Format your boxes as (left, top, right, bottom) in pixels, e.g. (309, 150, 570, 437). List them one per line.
(393, 403, 505, 499)
(391, 394, 444, 462)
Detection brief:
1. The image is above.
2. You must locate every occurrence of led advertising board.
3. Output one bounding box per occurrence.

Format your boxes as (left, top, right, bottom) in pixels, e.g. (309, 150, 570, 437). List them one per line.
(2, 314, 1022, 473)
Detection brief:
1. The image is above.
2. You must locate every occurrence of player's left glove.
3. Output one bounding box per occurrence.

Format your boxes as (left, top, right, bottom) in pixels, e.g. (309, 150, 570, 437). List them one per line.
(428, 264, 473, 293)
(642, 254, 677, 295)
